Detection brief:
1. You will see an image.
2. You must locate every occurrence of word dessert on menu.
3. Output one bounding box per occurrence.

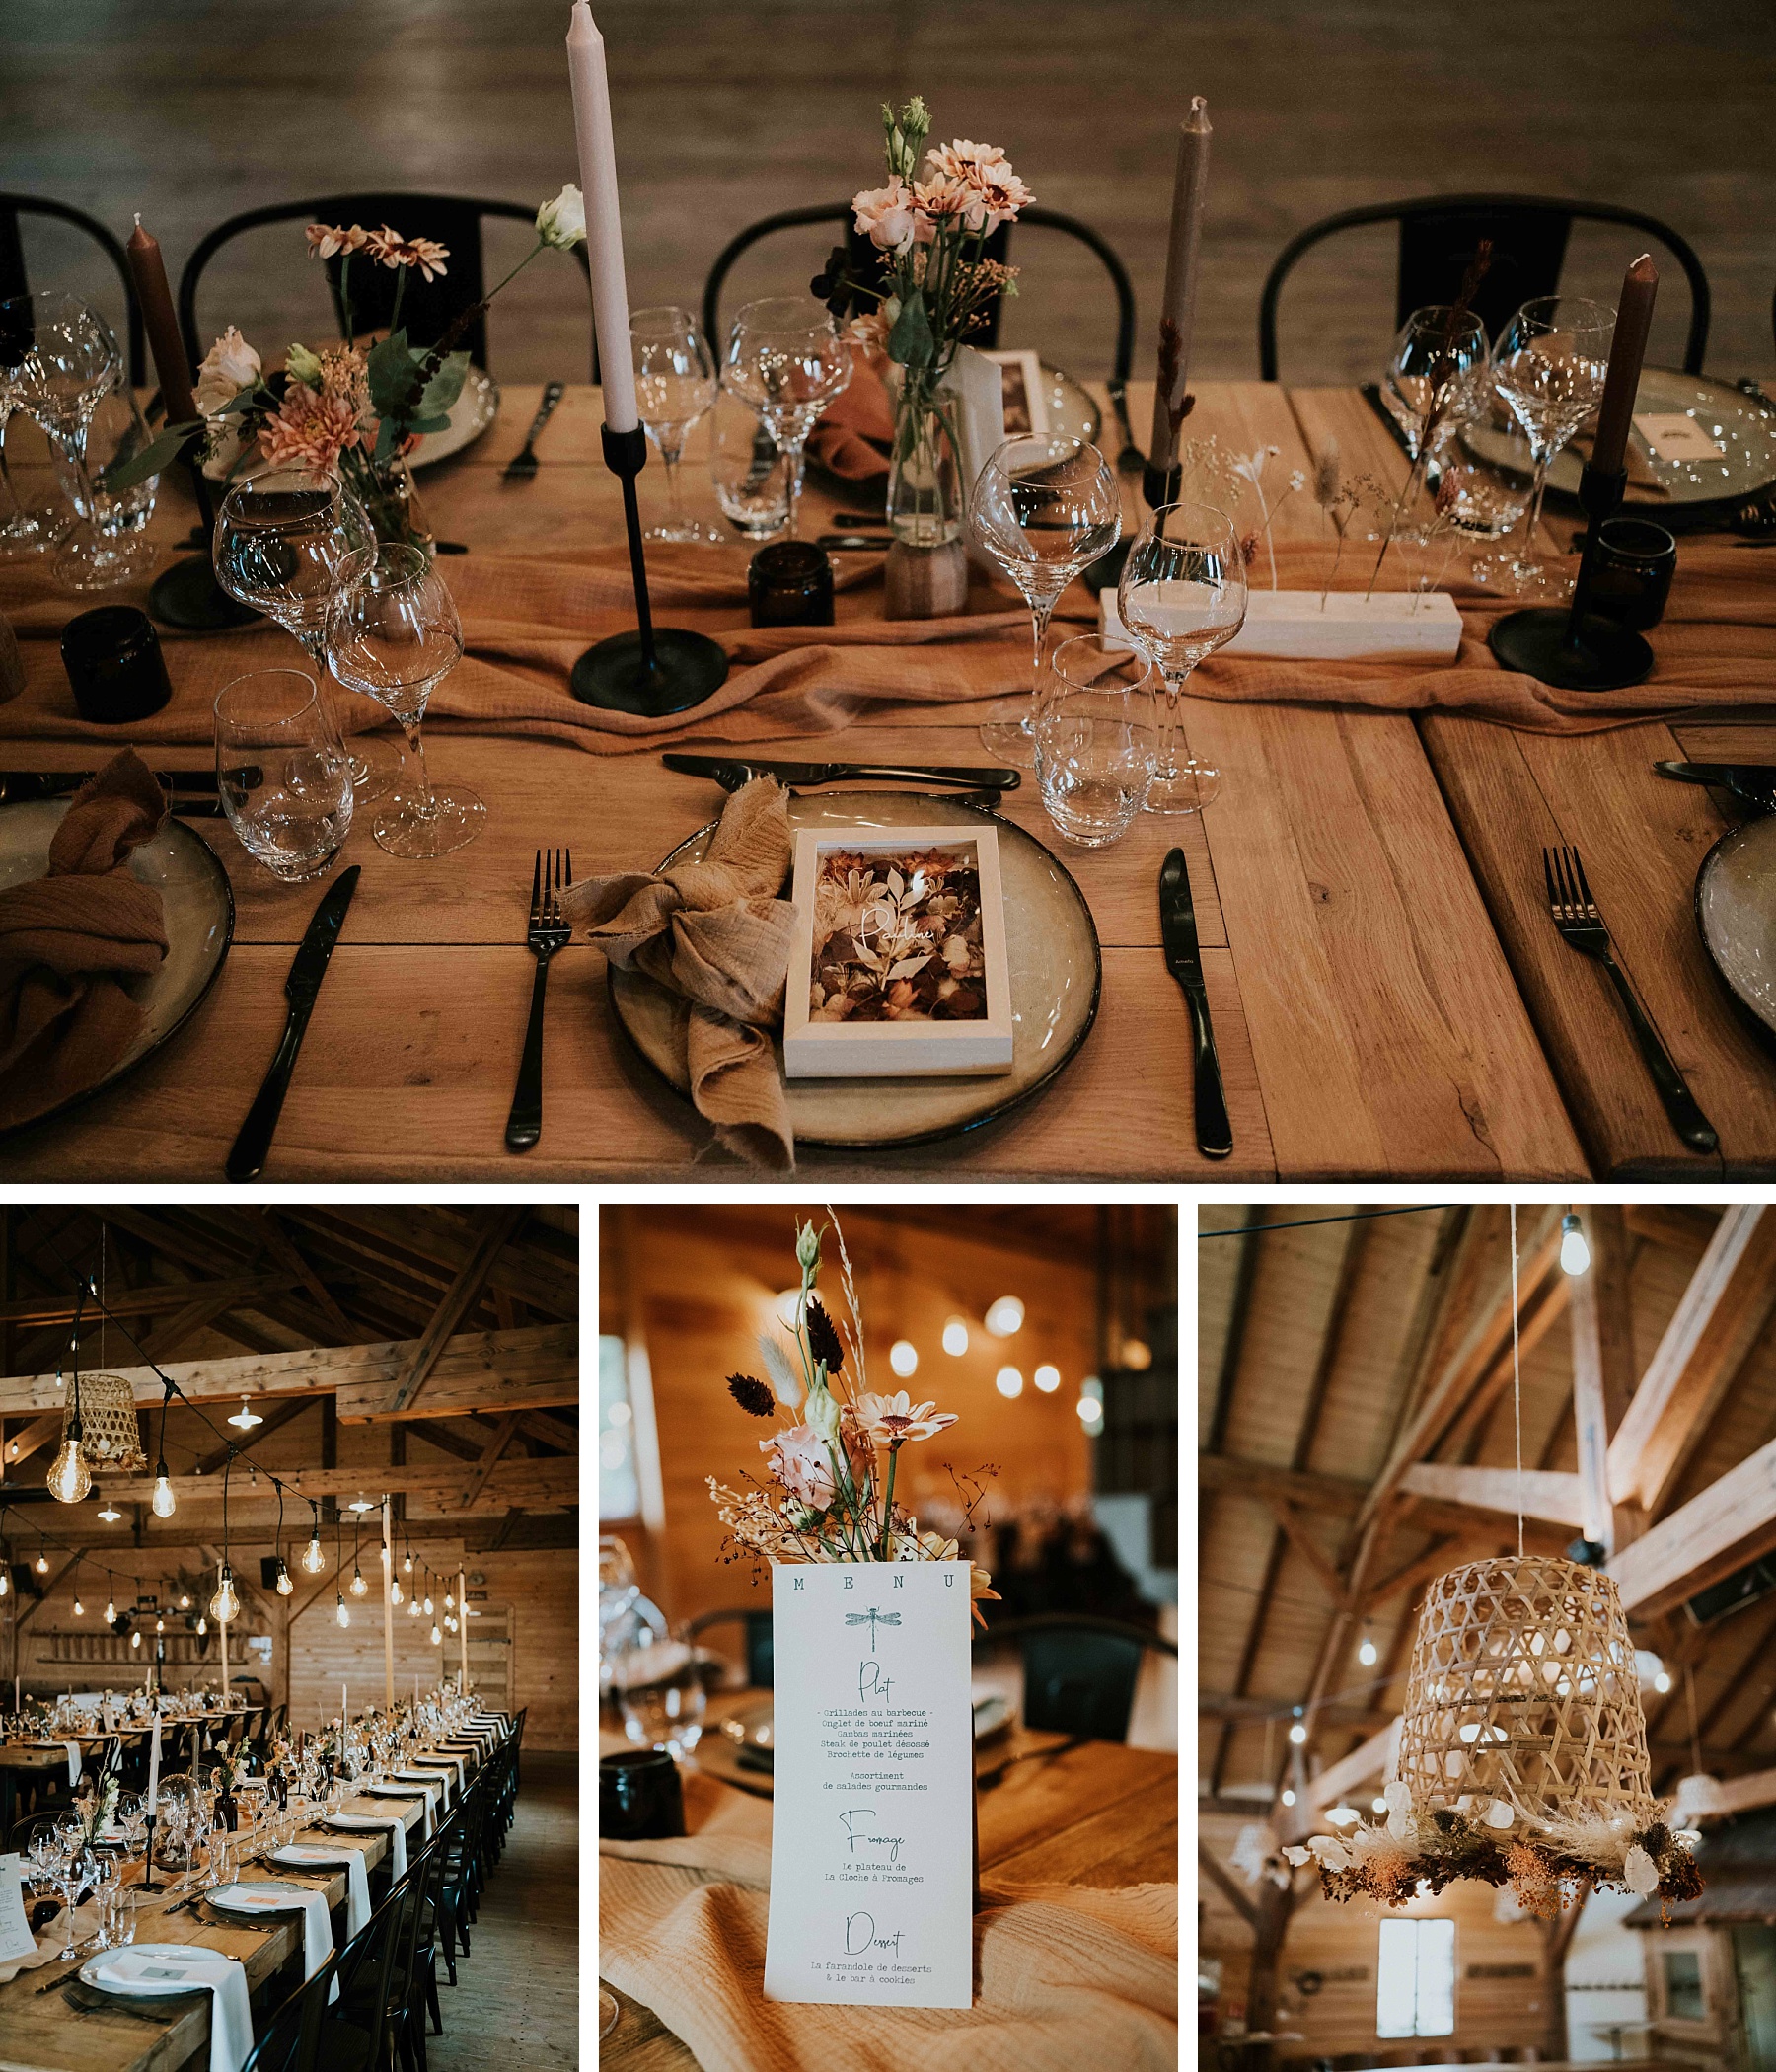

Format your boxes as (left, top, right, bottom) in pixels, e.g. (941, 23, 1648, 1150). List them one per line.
(763, 1559, 975, 2008)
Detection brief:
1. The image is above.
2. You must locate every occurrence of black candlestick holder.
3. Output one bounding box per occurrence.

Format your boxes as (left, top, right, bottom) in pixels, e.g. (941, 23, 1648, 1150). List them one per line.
(568, 423, 730, 715)
(147, 456, 259, 633)
(140, 1812, 158, 1892)
(1488, 462, 1655, 691)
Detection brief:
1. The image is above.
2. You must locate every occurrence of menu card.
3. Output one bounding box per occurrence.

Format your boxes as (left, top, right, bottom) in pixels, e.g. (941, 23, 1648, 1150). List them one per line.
(0, 1854, 37, 1967)
(764, 1561, 974, 2009)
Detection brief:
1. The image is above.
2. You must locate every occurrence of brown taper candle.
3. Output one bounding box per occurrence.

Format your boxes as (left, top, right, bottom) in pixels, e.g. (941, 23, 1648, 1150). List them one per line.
(1146, 96, 1212, 474)
(1589, 253, 1658, 478)
(124, 213, 198, 425)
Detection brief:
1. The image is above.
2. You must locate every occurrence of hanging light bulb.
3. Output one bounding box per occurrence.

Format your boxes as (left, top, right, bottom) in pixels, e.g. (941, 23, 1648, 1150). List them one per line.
(1358, 1635, 1379, 1667)
(130, 1630, 140, 1650)
(178, 1589, 190, 1610)
(226, 1396, 262, 1431)
(302, 1517, 325, 1574)
(423, 1591, 434, 1617)
(155, 1614, 165, 1635)
(407, 1594, 421, 1619)
(336, 1592, 350, 1629)
(96, 1498, 120, 1523)
(36, 1549, 49, 1574)
(275, 1559, 293, 1597)
(403, 1549, 413, 1575)
(445, 1590, 454, 1610)
(73, 1589, 85, 1617)
(196, 1613, 207, 1636)
(350, 1565, 368, 1597)
(151, 1470, 177, 1518)
(47, 1432, 91, 1504)
(105, 1590, 116, 1623)
(0, 1568, 9, 1598)
(430, 1622, 442, 1646)
(210, 1565, 239, 1621)
(390, 1577, 403, 1606)
(1560, 1212, 1591, 1277)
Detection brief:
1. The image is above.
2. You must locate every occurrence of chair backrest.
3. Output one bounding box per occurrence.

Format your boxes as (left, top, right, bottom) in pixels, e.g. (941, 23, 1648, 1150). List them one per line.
(0, 191, 146, 385)
(177, 193, 593, 379)
(385, 1838, 435, 2013)
(9, 1808, 70, 1855)
(987, 1614, 1179, 1741)
(1259, 192, 1712, 380)
(241, 1955, 336, 2072)
(686, 1607, 775, 1688)
(325, 1882, 406, 2070)
(701, 203, 1136, 383)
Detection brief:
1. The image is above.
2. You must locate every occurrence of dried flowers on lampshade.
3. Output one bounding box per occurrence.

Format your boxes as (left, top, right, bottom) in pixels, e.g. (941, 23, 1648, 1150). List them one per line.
(706, 1214, 998, 1618)
(1286, 1556, 1703, 1914)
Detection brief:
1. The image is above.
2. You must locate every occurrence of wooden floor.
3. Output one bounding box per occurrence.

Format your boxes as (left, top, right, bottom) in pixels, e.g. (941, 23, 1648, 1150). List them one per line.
(2, 0, 1772, 389)
(432, 1752, 579, 2072)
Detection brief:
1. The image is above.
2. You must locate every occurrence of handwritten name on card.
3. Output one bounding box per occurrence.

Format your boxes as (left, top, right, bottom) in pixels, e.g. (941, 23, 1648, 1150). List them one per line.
(763, 1561, 974, 2008)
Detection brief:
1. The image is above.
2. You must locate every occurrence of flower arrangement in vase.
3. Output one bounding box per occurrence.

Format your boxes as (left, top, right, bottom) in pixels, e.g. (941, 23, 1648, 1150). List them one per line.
(707, 1216, 999, 1617)
(816, 100, 1030, 550)
(117, 188, 587, 552)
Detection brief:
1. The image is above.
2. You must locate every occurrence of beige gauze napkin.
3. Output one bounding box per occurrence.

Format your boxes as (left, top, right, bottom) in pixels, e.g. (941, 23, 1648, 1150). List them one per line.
(564, 777, 798, 1170)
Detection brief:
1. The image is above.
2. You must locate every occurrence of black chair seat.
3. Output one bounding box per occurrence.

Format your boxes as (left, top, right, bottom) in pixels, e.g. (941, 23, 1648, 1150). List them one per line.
(0, 191, 145, 384)
(686, 1606, 775, 1688)
(1259, 192, 1711, 379)
(981, 1613, 1179, 1742)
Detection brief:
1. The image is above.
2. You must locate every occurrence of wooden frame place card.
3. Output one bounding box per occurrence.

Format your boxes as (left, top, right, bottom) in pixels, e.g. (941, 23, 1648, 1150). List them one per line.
(763, 1561, 975, 2009)
(782, 828, 1014, 1079)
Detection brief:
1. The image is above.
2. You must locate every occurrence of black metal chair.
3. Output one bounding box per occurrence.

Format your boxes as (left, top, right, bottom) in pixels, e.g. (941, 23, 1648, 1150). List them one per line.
(981, 1613, 1179, 1742)
(177, 193, 593, 378)
(0, 191, 146, 385)
(241, 1955, 338, 2072)
(686, 1607, 775, 1689)
(1259, 193, 1712, 380)
(384, 1839, 438, 2072)
(701, 203, 1136, 383)
(322, 1883, 407, 2072)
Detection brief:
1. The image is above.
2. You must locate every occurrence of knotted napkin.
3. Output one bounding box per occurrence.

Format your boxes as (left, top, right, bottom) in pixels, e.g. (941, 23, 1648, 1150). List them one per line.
(0, 748, 168, 1128)
(565, 777, 797, 1170)
(806, 346, 895, 485)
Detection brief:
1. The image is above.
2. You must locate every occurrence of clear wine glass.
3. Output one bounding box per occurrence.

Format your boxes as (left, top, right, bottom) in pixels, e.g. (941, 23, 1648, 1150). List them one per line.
(632, 305, 723, 543)
(0, 294, 71, 557)
(720, 295, 851, 540)
(971, 434, 1123, 762)
(49, 376, 162, 592)
(1117, 500, 1247, 815)
(214, 667, 355, 882)
(212, 467, 398, 798)
(1491, 295, 1615, 598)
(1382, 304, 1490, 533)
(325, 542, 482, 859)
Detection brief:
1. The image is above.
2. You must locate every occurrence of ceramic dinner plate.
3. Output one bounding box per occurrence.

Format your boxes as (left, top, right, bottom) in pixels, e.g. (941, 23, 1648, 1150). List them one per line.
(80, 1943, 214, 1996)
(696, 1692, 1012, 1799)
(608, 790, 1101, 1147)
(0, 799, 233, 1140)
(206, 1881, 306, 1913)
(1695, 814, 1776, 1038)
(1462, 367, 1776, 514)
(1039, 360, 1102, 446)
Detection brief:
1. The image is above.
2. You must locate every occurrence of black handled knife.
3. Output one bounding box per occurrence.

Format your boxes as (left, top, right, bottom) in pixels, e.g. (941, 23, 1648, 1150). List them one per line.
(662, 752, 1020, 792)
(1158, 847, 1232, 1160)
(225, 865, 360, 1182)
(1654, 762, 1776, 815)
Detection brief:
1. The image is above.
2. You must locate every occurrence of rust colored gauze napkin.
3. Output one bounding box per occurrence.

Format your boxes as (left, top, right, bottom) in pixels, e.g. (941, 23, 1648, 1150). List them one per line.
(0, 749, 169, 1129)
(565, 777, 798, 1170)
(600, 1769, 1178, 2072)
(804, 343, 895, 484)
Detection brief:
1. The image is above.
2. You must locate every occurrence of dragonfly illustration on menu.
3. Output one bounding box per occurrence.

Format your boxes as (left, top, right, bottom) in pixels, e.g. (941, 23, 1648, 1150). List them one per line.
(845, 1609, 902, 1653)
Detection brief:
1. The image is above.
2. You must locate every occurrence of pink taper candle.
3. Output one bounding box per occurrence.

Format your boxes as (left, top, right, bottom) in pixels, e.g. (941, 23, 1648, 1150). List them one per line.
(566, 4, 639, 433)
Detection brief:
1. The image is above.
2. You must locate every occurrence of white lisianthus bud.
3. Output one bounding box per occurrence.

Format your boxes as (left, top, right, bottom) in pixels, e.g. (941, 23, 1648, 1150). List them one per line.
(805, 1383, 840, 1443)
(193, 327, 261, 418)
(535, 184, 586, 250)
(795, 1221, 822, 1276)
(284, 341, 324, 389)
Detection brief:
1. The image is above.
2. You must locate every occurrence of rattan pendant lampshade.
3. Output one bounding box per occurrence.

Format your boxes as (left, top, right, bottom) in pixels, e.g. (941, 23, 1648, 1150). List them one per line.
(64, 1370, 148, 1473)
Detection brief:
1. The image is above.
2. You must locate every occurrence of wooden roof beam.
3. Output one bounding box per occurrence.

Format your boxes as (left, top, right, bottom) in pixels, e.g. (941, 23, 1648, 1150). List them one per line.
(1608, 1430, 1776, 1616)
(1569, 1203, 1644, 1555)
(381, 1208, 528, 1417)
(1398, 1462, 1585, 1527)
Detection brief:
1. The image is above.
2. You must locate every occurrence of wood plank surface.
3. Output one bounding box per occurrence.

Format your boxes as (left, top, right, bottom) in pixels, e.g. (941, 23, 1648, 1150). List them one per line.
(0, 378, 1681, 1179)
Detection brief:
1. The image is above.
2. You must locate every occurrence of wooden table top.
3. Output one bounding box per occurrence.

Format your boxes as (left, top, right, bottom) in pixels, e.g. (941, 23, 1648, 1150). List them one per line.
(0, 379, 1768, 1177)
(600, 1694, 1178, 2072)
(0, 1790, 423, 2072)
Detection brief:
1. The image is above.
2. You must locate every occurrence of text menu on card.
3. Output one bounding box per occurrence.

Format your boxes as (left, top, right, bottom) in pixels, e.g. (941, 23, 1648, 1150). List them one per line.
(764, 1561, 974, 2009)
(0, 1854, 37, 1967)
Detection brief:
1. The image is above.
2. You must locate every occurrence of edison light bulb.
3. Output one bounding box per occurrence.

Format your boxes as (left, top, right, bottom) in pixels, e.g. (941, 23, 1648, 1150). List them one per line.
(1358, 1637, 1379, 1666)
(1560, 1212, 1591, 1276)
(336, 1594, 350, 1629)
(444, 1591, 454, 1610)
(155, 1616, 164, 1634)
(423, 1593, 433, 1617)
(301, 1529, 325, 1576)
(349, 1567, 368, 1598)
(35, 1551, 48, 1574)
(130, 1630, 140, 1650)
(151, 1473, 177, 1518)
(275, 1561, 294, 1598)
(178, 1591, 190, 1610)
(196, 1614, 207, 1636)
(403, 1551, 412, 1575)
(407, 1596, 421, 1618)
(390, 1579, 403, 1606)
(105, 1595, 116, 1623)
(210, 1568, 239, 1622)
(430, 1623, 442, 1646)
(0, 1569, 9, 1597)
(73, 1592, 85, 1616)
(47, 1435, 91, 1504)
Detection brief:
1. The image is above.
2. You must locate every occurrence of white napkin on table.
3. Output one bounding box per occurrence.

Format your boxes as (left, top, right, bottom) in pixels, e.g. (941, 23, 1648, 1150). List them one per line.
(366, 1786, 433, 1840)
(271, 1845, 371, 1938)
(412, 1753, 467, 1791)
(62, 1740, 82, 1786)
(325, 1813, 407, 1878)
(210, 1882, 338, 2001)
(91, 1943, 254, 2072)
(392, 1771, 445, 1810)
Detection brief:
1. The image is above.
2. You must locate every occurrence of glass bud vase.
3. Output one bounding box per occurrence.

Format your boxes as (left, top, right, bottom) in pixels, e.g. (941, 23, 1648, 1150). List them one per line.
(351, 451, 435, 558)
(886, 375, 963, 549)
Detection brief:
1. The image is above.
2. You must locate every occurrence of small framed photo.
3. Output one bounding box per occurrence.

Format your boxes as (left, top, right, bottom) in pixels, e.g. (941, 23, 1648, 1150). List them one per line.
(980, 348, 1049, 439)
(783, 828, 1014, 1078)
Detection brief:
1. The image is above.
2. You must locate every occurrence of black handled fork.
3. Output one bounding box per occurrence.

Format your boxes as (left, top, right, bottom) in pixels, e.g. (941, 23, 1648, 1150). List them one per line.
(505, 848, 572, 1152)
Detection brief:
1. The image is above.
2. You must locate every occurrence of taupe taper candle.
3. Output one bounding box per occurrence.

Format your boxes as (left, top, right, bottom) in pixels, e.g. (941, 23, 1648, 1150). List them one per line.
(1590, 254, 1658, 479)
(1147, 96, 1212, 477)
(382, 1497, 395, 1711)
(124, 215, 197, 425)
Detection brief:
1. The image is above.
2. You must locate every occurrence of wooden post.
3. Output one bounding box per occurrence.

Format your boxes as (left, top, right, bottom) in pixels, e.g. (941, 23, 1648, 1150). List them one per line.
(1569, 1205, 1642, 1554)
(381, 1498, 395, 1711)
(458, 1567, 469, 1693)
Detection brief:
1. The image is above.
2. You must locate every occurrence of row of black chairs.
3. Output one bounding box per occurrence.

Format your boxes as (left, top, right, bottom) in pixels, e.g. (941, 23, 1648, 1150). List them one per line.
(0, 185, 1735, 398)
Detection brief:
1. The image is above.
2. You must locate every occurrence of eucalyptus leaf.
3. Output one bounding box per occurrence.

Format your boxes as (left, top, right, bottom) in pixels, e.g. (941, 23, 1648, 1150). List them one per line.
(887, 288, 935, 370)
(104, 423, 199, 492)
(415, 349, 470, 422)
(366, 329, 425, 421)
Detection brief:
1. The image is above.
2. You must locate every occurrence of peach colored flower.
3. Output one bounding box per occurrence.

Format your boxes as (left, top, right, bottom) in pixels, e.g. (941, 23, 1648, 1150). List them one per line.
(258, 384, 361, 474)
(760, 1424, 835, 1508)
(926, 139, 1034, 229)
(306, 222, 369, 260)
(851, 176, 926, 254)
(853, 1391, 958, 1445)
(364, 228, 451, 281)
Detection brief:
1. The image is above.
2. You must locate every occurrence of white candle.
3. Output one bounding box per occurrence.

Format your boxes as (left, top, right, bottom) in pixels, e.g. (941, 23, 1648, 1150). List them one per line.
(341, 1682, 347, 1727)
(147, 1718, 161, 1813)
(1147, 96, 1213, 475)
(566, 3, 638, 433)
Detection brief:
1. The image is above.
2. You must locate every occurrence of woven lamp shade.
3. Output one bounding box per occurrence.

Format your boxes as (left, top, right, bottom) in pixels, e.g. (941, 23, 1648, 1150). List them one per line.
(64, 1372, 147, 1473)
(1394, 1555, 1658, 1831)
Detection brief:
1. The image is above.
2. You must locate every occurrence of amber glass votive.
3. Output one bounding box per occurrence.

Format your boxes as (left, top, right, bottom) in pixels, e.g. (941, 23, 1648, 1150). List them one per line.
(1588, 518, 1676, 631)
(748, 541, 835, 628)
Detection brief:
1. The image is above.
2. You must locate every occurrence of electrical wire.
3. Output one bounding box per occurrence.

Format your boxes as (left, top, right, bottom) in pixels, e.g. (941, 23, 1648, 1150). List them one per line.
(1198, 1206, 1455, 1239)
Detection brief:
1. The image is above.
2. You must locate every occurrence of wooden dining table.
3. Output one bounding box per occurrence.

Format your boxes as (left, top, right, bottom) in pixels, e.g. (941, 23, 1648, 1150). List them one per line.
(0, 376, 1771, 1178)
(599, 1693, 1179, 2071)
(0, 1786, 425, 2072)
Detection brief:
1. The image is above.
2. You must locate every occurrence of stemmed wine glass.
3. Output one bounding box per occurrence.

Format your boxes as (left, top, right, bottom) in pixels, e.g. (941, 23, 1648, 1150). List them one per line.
(970, 435, 1123, 762)
(720, 296, 851, 540)
(212, 467, 398, 798)
(632, 306, 723, 543)
(325, 542, 482, 859)
(1491, 295, 1615, 597)
(1381, 304, 1490, 532)
(7, 291, 153, 592)
(0, 293, 70, 557)
(1117, 501, 1247, 814)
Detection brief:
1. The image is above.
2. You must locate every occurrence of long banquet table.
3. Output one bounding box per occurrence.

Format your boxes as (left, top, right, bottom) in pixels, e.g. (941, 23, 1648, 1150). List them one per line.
(2, 379, 1773, 1178)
